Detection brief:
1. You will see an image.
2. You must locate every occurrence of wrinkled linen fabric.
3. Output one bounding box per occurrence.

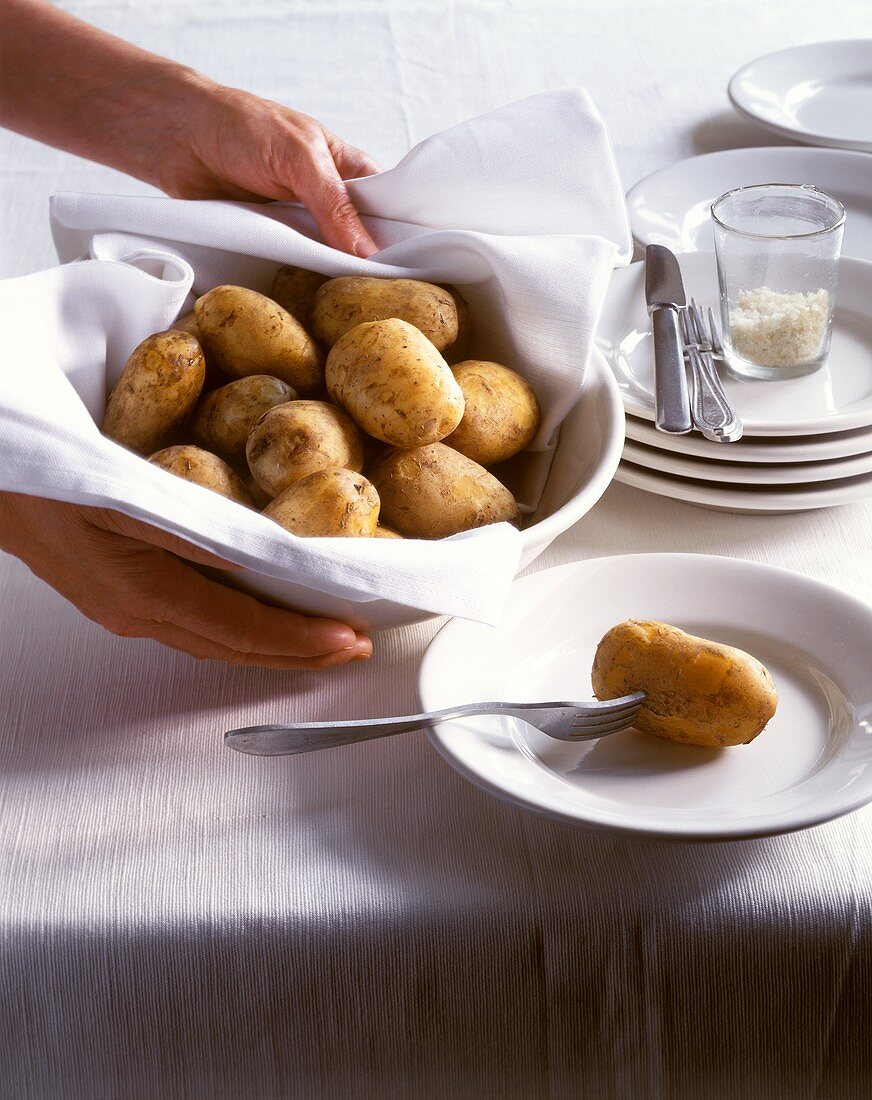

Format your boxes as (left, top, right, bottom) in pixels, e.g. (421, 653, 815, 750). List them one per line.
(2, 2, 872, 1099)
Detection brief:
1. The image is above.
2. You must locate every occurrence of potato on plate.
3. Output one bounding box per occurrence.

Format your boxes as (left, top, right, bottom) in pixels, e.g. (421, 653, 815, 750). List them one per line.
(194, 285, 323, 393)
(312, 277, 458, 350)
(246, 400, 365, 498)
(263, 467, 380, 538)
(149, 444, 253, 507)
(191, 374, 296, 461)
(326, 318, 465, 447)
(102, 330, 205, 455)
(591, 620, 778, 747)
(446, 360, 541, 466)
(372, 442, 520, 539)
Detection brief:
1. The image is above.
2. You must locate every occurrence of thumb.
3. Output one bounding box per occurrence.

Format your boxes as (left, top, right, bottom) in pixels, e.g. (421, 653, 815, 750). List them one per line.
(87, 507, 243, 571)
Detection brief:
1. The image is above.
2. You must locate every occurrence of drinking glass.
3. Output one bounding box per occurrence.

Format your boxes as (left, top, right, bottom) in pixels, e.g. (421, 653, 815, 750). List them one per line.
(711, 184, 845, 380)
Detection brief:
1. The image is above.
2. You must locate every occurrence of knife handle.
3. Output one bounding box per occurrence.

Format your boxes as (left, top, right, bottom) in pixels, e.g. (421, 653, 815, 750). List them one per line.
(652, 306, 692, 434)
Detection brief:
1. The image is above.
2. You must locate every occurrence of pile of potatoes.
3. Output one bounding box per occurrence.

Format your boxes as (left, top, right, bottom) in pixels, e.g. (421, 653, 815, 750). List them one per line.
(101, 269, 542, 539)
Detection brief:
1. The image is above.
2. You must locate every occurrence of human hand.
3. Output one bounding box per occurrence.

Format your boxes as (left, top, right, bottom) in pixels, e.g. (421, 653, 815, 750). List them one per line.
(0, 492, 373, 669)
(159, 78, 381, 258)
(0, 1, 381, 258)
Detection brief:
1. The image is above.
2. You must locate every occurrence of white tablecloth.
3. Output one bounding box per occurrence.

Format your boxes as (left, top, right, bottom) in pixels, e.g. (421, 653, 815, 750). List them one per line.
(2, 2, 871, 1097)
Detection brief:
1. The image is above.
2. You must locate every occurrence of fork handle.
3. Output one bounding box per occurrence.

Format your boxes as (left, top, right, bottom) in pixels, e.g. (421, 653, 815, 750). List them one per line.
(686, 347, 743, 442)
(224, 701, 528, 756)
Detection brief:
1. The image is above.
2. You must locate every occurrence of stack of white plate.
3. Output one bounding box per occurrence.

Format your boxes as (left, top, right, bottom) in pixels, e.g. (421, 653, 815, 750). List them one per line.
(595, 251, 872, 514)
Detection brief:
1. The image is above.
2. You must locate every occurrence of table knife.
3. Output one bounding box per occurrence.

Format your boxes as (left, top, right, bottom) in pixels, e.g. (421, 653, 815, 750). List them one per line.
(646, 244, 692, 434)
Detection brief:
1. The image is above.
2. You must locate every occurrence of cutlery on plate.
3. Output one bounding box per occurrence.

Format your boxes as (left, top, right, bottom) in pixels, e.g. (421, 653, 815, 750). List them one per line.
(646, 244, 692, 435)
(679, 305, 743, 443)
(224, 692, 647, 756)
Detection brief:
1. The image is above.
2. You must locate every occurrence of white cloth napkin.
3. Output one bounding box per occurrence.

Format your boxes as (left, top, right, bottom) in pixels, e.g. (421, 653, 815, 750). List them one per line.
(1, 87, 630, 624)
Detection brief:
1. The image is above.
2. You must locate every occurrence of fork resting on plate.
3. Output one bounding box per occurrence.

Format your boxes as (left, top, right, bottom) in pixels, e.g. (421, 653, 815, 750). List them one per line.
(225, 692, 647, 756)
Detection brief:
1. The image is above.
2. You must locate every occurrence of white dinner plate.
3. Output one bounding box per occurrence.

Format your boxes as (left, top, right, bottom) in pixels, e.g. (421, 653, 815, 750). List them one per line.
(596, 253, 872, 436)
(615, 459, 872, 514)
(622, 437, 872, 486)
(627, 146, 872, 256)
(729, 41, 872, 153)
(625, 414, 872, 464)
(419, 555, 872, 839)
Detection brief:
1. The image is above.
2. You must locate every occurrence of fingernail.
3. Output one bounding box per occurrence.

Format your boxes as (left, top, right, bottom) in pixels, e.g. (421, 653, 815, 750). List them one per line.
(354, 235, 378, 258)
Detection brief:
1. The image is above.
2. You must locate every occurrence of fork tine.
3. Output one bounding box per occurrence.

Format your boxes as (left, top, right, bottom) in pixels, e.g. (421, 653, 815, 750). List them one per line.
(689, 299, 707, 343)
(678, 306, 692, 345)
(571, 711, 643, 734)
(707, 306, 724, 354)
(575, 692, 646, 718)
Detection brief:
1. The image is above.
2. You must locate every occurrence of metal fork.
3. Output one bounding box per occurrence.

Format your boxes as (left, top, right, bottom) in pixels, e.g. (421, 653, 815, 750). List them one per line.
(224, 692, 647, 756)
(690, 300, 743, 441)
(679, 304, 742, 443)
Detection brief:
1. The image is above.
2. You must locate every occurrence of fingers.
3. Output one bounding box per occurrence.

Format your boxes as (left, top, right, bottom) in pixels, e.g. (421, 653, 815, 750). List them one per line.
(126, 546, 372, 660)
(135, 620, 372, 670)
(80, 506, 374, 667)
(327, 133, 382, 180)
(293, 135, 379, 258)
(87, 507, 244, 571)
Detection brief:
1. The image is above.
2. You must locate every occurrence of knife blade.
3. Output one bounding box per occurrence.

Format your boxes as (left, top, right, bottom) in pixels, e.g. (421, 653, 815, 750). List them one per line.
(646, 245, 692, 434)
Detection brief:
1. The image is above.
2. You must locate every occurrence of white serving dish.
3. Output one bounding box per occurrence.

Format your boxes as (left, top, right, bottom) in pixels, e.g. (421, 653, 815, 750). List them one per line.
(621, 437, 872, 486)
(224, 347, 625, 628)
(420, 554, 872, 839)
(626, 146, 872, 257)
(728, 40, 872, 152)
(615, 459, 872, 515)
(596, 253, 872, 437)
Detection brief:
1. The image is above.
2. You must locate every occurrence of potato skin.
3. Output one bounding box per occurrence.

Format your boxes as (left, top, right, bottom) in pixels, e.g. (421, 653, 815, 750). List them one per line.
(263, 468, 380, 537)
(440, 284, 474, 363)
(191, 374, 296, 461)
(245, 400, 365, 498)
(326, 318, 465, 447)
(312, 277, 458, 350)
(170, 310, 201, 340)
(149, 445, 253, 507)
(591, 620, 778, 747)
(102, 330, 205, 455)
(194, 285, 323, 393)
(372, 442, 521, 539)
(270, 265, 328, 325)
(445, 360, 541, 466)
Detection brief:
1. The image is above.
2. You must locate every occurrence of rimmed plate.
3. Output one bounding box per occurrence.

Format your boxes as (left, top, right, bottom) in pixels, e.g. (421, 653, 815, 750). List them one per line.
(419, 555, 872, 839)
(622, 437, 872, 486)
(615, 459, 872, 514)
(627, 146, 872, 256)
(596, 253, 872, 436)
(729, 40, 872, 153)
(625, 413, 872, 464)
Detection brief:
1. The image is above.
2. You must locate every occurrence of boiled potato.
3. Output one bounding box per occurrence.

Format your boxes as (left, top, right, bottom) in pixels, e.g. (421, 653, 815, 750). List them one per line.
(591, 620, 778, 748)
(102, 330, 205, 455)
(263, 467, 380, 538)
(445, 360, 541, 466)
(191, 375, 296, 461)
(149, 444, 253, 507)
(270, 265, 328, 325)
(312, 277, 458, 350)
(372, 442, 520, 539)
(246, 400, 365, 498)
(194, 285, 323, 393)
(170, 310, 201, 340)
(326, 318, 465, 447)
(440, 284, 474, 363)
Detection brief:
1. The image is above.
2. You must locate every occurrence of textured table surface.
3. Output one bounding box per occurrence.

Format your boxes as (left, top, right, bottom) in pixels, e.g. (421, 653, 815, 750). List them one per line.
(2, 2, 871, 1098)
